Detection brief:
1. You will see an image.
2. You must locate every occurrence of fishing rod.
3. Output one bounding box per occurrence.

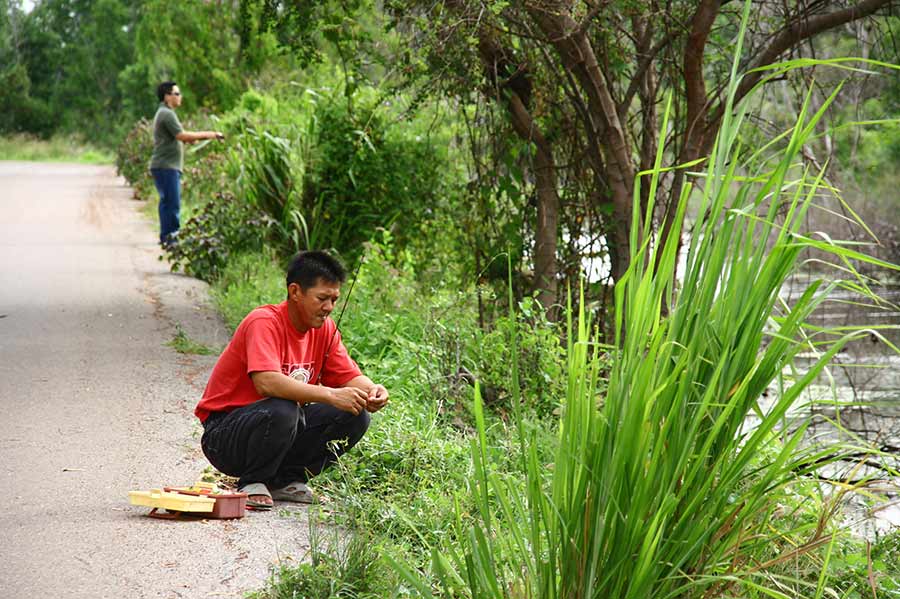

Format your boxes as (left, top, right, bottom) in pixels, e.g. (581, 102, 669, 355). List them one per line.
(315, 256, 363, 385)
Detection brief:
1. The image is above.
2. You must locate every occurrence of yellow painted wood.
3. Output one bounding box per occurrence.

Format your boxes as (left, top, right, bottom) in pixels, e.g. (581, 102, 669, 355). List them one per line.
(129, 489, 215, 513)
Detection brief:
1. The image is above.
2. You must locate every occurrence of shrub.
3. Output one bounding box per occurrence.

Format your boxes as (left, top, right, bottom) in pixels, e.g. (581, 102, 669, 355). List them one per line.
(238, 127, 300, 251)
(251, 527, 398, 599)
(166, 191, 272, 282)
(115, 118, 154, 200)
(471, 300, 566, 418)
(300, 96, 444, 258)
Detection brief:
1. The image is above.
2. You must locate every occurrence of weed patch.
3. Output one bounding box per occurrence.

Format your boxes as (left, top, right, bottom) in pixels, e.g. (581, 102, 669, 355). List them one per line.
(0, 134, 113, 164)
(166, 325, 218, 355)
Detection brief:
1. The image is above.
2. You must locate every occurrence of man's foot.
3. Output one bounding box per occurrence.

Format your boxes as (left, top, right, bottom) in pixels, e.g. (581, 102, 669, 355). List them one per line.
(271, 481, 317, 504)
(238, 482, 273, 510)
(160, 231, 179, 251)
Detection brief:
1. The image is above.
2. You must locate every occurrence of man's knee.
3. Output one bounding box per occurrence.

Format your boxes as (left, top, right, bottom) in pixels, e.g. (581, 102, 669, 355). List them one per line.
(261, 398, 304, 435)
(346, 409, 370, 442)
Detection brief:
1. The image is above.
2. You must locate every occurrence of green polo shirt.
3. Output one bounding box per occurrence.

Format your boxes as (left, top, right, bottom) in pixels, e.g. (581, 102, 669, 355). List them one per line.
(150, 103, 184, 171)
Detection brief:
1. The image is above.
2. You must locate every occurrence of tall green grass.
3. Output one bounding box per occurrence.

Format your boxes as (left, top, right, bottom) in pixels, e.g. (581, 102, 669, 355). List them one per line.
(0, 134, 113, 164)
(393, 10, 899, 599)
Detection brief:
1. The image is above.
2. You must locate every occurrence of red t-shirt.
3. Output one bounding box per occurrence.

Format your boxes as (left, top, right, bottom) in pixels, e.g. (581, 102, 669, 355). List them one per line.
(195, 301, 362, 422)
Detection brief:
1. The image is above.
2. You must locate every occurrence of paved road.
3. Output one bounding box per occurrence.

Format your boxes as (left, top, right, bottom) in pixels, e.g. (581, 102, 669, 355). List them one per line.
(0, 162, 311, 598)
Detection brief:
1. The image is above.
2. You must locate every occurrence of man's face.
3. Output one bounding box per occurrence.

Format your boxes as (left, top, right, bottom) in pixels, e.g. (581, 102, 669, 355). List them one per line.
(165, 85, 182, 108)
(289, 278, 341, 331)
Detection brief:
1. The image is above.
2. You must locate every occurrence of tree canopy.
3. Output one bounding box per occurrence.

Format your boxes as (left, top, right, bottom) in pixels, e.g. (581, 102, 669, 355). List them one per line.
(386, 0, 899, 311)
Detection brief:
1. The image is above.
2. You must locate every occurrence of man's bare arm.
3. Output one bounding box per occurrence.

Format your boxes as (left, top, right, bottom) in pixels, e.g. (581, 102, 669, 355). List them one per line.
(250, 371, 369, 415)
(175, 130, 224, 143)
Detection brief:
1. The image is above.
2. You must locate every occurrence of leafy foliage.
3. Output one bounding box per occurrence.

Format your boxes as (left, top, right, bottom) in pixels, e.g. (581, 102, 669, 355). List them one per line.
(386, 0, 900, 311)
(115, 118, 154, 199)
(251, 526, 397, 599)
(299, 95, 445, 259)
(227, 125, 306, 255)
(1, 0, 285, 142)
(242, 128, 295, 224)
(471, 300, 566, 417)
(10, 0, 136, 143)
(827, 530, 900, 597)
(114, 80, 458, 285)
(112, 0, 248, 126)
(166, 191, 272, 282)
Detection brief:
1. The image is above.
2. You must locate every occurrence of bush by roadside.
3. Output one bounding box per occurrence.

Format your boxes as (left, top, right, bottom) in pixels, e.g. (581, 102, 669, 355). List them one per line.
(115, 85, 460, 284)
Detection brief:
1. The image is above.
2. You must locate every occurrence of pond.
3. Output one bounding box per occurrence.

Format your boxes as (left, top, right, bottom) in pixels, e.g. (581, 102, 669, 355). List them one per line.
(783, 273, 900, 537)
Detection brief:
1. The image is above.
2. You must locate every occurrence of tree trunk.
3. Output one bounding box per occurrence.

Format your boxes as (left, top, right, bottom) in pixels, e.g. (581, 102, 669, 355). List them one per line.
(474, 29, 561, 315)
(525, 2, 636, 282)
(506, 94, 560, 315)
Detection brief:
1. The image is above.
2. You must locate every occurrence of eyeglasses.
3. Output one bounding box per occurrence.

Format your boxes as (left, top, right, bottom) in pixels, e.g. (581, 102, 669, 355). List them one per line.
(168, 91, 181, 96)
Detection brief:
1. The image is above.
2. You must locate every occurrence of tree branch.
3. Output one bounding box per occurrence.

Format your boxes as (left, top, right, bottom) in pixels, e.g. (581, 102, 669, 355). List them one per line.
(711, 0, 896, 127)
(683, 0, 720, 158)
(622, 29, 679, 114)
(576, 0, 606, 37)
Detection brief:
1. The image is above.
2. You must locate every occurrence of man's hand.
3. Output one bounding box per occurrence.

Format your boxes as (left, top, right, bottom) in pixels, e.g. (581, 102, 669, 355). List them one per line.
(365, 384, 389, 413)
(329, 386, 369, 415)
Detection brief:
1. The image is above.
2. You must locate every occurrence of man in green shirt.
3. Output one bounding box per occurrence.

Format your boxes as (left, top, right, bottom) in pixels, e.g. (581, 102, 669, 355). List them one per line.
(149, 81, 224, 247)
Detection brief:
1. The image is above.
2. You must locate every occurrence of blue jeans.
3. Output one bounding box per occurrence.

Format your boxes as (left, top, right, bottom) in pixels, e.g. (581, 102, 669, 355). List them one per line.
(200, 398, 371, 489)
(150, 168, 181, 245)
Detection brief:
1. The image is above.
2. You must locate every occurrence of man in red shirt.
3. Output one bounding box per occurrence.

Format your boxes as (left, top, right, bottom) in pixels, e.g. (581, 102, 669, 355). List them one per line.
(195, 251, 389, 509)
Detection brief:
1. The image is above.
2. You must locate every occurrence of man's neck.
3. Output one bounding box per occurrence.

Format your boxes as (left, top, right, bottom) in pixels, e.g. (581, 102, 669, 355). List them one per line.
(286, 301, 310, 334)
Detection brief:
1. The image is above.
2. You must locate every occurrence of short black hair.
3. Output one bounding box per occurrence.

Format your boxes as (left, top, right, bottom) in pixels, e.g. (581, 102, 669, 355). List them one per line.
(286, 251, 347, 291)
(157, 81, 177, 102)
